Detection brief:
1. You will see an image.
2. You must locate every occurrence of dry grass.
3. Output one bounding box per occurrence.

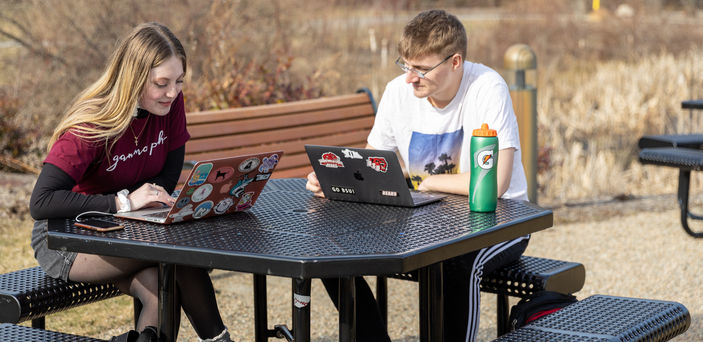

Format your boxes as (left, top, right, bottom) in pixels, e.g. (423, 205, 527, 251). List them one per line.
(538, 49, 703, 202)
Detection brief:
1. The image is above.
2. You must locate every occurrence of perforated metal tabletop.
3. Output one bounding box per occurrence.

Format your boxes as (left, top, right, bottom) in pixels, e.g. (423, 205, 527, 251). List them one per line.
(47, 178, 552, 278)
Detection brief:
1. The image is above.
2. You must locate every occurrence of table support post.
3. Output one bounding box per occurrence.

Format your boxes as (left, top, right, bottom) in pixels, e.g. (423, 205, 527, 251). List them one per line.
(254, 274, 268, 342)
(418, 262, 443, 342)
(496, 294, 510, 336)
(339, 277, 356, 342)
(158, 263, 177, 342)
(292, 278, 311, 342)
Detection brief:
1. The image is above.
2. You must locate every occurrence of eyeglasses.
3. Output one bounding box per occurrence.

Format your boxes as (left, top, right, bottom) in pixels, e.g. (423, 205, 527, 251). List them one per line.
(395, 54, 454, 79)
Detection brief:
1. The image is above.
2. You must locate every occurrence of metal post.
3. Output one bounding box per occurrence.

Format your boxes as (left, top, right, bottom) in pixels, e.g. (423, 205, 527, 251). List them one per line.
(158, 263, 177, 342)
(505, 44, 538, 203)
(254, 274, 268, 342)
(292, 278, 311, 342)
(339, 277, 356, 342)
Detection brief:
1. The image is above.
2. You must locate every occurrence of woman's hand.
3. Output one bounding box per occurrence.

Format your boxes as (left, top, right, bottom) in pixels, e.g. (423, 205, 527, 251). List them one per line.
(305, 171, 325, 198)
(128, 183, 176, 210)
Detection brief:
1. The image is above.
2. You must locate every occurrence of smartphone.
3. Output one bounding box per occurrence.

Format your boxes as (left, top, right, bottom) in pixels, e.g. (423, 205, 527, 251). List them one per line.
(73, 218, 124, 232)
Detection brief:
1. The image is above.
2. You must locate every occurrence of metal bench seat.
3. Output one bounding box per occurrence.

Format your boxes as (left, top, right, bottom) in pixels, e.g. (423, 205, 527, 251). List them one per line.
(639, 147, 703, 170)
(0, 267, 124, 329)
(377, 255, 586, 337)
(639, 147, 703, 237)
(0, 323, 107, 342)
(492, 295, 691, 342)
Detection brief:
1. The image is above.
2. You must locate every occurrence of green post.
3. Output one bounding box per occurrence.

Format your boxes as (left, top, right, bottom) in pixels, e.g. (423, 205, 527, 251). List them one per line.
(504, 44, 538, 203)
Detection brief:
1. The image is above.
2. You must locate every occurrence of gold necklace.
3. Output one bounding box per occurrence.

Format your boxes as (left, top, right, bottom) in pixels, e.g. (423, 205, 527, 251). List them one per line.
(129, 115, 150, 146)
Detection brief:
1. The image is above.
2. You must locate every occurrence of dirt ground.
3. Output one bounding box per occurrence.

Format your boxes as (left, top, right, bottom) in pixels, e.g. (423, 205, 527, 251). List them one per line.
(1, 171, 700, 341)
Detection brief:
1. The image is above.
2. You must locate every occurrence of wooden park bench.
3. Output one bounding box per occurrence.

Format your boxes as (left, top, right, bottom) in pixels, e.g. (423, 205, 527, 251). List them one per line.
(181, 88, 378, 182)
(492, 294, 690, 341)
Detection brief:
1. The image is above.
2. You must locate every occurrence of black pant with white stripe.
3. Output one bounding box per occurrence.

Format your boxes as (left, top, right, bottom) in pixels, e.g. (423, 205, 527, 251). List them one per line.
(322, 236, 529, 342)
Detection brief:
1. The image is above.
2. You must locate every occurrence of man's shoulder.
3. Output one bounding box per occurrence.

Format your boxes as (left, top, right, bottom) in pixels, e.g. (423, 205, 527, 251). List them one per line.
(464, 61, 506, 85)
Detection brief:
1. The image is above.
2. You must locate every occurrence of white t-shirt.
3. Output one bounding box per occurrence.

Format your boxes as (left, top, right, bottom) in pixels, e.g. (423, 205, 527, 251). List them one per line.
(367, 61, 528, 200)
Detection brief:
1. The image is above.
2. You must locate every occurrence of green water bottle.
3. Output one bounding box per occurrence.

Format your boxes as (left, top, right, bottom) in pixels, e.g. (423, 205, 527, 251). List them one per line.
(469, 123, 498, 212)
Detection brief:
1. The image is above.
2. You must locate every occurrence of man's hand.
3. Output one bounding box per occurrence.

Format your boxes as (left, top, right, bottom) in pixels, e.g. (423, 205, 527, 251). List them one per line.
(305, 171, 325, 198)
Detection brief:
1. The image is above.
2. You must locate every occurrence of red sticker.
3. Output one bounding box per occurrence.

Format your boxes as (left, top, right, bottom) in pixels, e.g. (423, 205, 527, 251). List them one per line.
(367, 157, 387, 173)
(319, 152, 344, 168)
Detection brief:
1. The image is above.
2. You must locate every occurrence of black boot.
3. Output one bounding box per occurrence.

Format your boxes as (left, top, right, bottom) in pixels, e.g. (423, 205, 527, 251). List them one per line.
(110, 330, 139, 342)
(136, 326, 159, 342)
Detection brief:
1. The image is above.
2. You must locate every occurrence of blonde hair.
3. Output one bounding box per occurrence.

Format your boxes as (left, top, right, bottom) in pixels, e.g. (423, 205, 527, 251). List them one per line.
(48, 22, 186, 152)
(398, 10, 467, 61)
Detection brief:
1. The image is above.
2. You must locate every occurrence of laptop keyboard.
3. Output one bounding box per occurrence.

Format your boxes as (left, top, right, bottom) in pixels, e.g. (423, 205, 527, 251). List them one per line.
(144, 210, 169, 218)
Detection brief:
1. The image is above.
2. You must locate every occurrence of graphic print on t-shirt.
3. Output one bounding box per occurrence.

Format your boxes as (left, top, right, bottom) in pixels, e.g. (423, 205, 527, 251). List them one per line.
(408, 129, 463, 189)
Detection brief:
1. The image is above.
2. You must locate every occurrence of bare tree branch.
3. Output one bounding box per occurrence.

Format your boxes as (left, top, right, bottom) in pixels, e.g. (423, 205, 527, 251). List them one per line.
(0, 27, 68, 66)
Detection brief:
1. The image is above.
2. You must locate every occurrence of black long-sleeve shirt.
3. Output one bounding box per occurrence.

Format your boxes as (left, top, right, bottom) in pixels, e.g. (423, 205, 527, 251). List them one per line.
(30, 146, 184, 219)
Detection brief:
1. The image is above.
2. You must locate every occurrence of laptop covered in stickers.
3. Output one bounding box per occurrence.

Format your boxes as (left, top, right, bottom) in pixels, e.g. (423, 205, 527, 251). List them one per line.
(305, 145, 445, 207)
(114, 151, 283, 224)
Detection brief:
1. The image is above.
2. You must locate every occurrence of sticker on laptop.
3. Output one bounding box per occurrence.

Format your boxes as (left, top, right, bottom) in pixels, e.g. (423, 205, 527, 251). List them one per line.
(259, 154, 280, 173)
(230, 175, 254, 197)
(214, 198, 235, 214)
(341, 148, 363, 159)
(319, 152, 344, 168)
(170, 204, 194, 222)
(331, 185, 355, 195)
(175, 196, 191, 209)
(220, 182, 232, 194)
(193, 201, 214, 219)
(255, 173, 271, 181)
(236, 192, 255, 210)
(208, 166, 235, 183)
(188, 163, 213, 186)
(366, 157, 388, 173)
(239, 157, 261, 173)
(191, 183, 214, 202)
(380, 190, 398, 197)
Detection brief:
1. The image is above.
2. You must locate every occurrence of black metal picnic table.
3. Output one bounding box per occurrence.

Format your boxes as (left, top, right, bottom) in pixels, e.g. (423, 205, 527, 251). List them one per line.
(47, 178, 553, 342)
(638, 99, 703, 238)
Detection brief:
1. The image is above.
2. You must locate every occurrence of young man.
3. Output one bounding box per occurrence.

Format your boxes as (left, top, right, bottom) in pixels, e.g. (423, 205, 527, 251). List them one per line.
(307, 9, 528, 342)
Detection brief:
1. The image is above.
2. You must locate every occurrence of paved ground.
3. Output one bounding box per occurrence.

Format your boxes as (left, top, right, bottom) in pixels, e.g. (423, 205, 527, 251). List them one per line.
(1, 172, 700, 341)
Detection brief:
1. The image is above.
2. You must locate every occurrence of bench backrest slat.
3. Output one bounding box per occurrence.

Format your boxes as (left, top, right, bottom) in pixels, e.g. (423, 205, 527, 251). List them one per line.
(182, 90, 376, 183)
(186, 93, 372, 124)
(187, 103, 373, 140)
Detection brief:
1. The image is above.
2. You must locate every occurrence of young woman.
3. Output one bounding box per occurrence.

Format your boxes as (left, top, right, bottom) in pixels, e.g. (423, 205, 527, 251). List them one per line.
(29, 23, 232, 342)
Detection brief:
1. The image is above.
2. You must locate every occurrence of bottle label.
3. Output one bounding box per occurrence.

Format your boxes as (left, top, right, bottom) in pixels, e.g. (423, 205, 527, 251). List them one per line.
(476, 149, 495, 169)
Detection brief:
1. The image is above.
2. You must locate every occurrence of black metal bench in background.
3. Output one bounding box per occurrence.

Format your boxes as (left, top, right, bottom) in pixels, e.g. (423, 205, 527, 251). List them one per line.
(491, 294, 690, 341)
(637, 99, 703, 238)
(376, 255, 586, 337)
(0, 267, 138, 330)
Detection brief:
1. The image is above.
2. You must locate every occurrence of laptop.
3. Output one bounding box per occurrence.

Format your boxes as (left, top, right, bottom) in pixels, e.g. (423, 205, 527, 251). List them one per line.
(305, 145, 446, 207)
(115, 151, 283, 224)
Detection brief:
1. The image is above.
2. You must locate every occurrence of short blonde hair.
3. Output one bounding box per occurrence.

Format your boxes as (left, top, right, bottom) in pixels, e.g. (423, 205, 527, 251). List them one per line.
(49, 22, 186, 152)
(398, 10, 467, 60)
